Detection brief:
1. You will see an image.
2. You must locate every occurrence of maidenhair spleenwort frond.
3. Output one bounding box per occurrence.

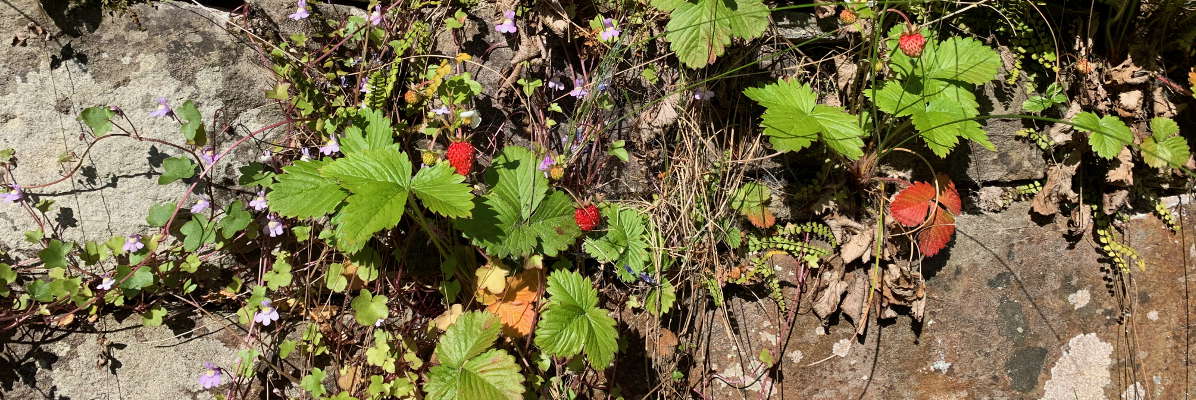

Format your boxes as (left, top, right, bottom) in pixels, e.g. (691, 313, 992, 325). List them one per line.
(1093, 206, 1144, 273)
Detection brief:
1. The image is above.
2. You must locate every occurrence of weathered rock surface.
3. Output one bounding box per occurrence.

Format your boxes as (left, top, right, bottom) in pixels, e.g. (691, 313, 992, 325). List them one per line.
(951, 52, 1047, 184)
(691, 202, 1190, 399)
(1, 314, 244, 399)
(0, 1, 283, 255)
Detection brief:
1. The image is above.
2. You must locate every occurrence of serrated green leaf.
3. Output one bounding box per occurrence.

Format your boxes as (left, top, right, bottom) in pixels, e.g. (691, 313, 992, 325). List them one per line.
(425, 311, 524, 400)
(534, 270, 619, 369)
(158, 156, 196, 185)
(583, 205, 650, 282)
(455, 146, 581, 258)
(1073, 112, 1132, 159)
(175, 100, 206, 146)
(350, 289, 388, 326)
(411, 163, 474, 218)
(341, 107, 395, 155)
(653, 0, 769, 68)
(268, 159, 348, 218)
(743, 79, 864, 159)
(322, 147, 413, 253)
(79, 106, 116, 136)
(1142, 118, 1188, 169)
(645, 278, 676, 316)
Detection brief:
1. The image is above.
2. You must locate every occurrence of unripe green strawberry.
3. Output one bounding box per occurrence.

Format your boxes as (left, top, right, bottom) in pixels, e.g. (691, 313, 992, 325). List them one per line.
(445, 141, 474, 175)
(898, 29, 926, 58)
(421, 150, 437, 166)
(574, 205, 600, 231)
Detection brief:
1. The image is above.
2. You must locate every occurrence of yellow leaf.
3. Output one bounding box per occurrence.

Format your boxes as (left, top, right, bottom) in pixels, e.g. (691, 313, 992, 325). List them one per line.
(433, 304, 464, 331)
(475, 263, 509, 298)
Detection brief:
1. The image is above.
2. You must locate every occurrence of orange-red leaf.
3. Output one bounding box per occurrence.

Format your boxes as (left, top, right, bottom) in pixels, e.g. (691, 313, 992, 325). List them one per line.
(484, 269, 543, 337)
(917, 206, 956, 256)
(934, 174, 962, 215)
(890, 182, 936, 227)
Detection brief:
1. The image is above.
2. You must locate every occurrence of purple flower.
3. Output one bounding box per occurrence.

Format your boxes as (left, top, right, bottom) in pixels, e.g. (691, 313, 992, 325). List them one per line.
(569, 79, 589, 98)
(287, 0, 309, 20)
(319, 135, 340, 156)
(96, 274, 115, 291)
(538, 155, 554, 171)
(249, 191, 268, 211)
(496, 10, 517, 33)
(254, 299, 280, 326)
(360, 77, 370, 94)
(258, 149, 273, 163)
(431, 106, 450, 116)
(547, 79, 565, 91)
(198, 362, 224, 389)
(148, 97, 172, 117)
(694, 88, 715, 100)
(264, 215, 285, 238)
(369, 6, 383, 26)
(300, 147, 311, 161)
(122, 234, 144, 253)
(190, 198, 209, 214)
(199, 147, 218, 165)
(2, 185, 23, 203)
(600, 19, 621, 41)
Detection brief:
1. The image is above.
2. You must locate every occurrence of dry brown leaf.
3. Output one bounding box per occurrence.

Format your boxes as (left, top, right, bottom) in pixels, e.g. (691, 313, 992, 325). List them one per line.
(337, 365, 364, 392)
(1047, 103, 1082, 144)
(813, 268, 849, 319)
(1031, 152, 1081, 216)
(880, 261, 926, 322)
(1068, 205, 1092, 236)
(839, 271, 869, 335)
(432, 304, 464, 331)
(1103, 189, 1130, 214)
(839, 227, 875, 265)
(1115, 90, 1142, 117)
(1152, 86, 1177, 118)
(746, 208, 776, 229)
(1108, 57, 1148, 85)
(305, 305, 340, 324)
(485, 268, 543, 338)
(1105, 147, 1134, 185)
(53, 313, 75, 327)
(650, 328, 679, 360)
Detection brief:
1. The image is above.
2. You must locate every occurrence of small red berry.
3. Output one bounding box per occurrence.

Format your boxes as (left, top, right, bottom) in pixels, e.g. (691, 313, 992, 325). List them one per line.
(445, 141, 475, 175)
(898, 29, 926, 58)
(574, 205, 600, 231)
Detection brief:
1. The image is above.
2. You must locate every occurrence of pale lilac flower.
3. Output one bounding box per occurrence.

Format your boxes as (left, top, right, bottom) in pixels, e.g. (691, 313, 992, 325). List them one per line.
(597, 81, 609, 92)
(538, 155, 554, 171)
(369, 6, 383, 26)
(2, 185, 23, 203)
(254, 299, 280, 326)
(199, 147, 218, 165)
(431, 106, 450, 116)
(374, 319, 383, 327)
(249, 191, 268, 211)
(600, 18, 620, 41)
(96, 274, 115, 291)
(360, 77, 370, 94)
(694, 88, 715, 100)
(287, 0, 309, 20)
(569, 79, 588, 98)
(264, 215, 285, 238)
(122, 234, 144, 253)
(258, 149, 273, 164)
(547, 79, 565, 91)
(495, 11, 517, 34)
(190, 198, 210, 214)
(148, 97, 172, 117)
(319, 135, 340, 155)
(198, 362, 224, 389)
(300, 147, 311, 161)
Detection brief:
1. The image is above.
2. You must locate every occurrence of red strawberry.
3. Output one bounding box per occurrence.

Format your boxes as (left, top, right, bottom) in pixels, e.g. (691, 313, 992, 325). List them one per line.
(446, 141, 474, 175)
(574, 205, 600, 231)
(898, 29, 926, 58)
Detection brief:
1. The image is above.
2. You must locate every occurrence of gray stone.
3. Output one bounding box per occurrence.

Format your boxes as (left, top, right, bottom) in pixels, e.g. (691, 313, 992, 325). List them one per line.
(1, 314, 244, 399)
(954, 51, 1046, 183)
(0, 0, 283, 256)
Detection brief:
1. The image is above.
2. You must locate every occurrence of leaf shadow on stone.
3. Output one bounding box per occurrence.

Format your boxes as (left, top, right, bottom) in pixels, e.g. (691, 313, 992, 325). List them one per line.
(39, 0, 103, 37)
(54, 207, 77, 229)
(146, 146, 169, 169)
(0, 328, 66, 395)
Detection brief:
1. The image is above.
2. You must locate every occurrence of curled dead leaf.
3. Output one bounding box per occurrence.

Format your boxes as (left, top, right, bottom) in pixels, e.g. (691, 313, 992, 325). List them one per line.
(839, 227, 874, 265)
(1105, 147, 1134, 185)
(813, 268, 849, 319)
(1108, 57, 1148, 85)
(650, 328, 679, 360)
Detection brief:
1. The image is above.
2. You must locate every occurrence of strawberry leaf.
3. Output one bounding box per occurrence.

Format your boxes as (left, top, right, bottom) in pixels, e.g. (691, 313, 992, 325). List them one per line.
(652, 0, 768, 69)
(1142, 117, 1189, 169)
(268, 159, 348, 219)
(917, 207, 956, 256)
(1072, 112, 1132, 159)
(889, 182, 935, 227)
(534, 270, 619, 370)
(583, 204, 650, 282)
(743, 79, 865, 159)
(425, 311, 524, 400)
(321, 148, 413, 253)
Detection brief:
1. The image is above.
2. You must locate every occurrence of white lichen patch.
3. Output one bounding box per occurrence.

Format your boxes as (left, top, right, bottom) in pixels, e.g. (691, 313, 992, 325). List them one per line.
(786, 350, 804, 364)
(1067, 289, 1090, 309)
(1121, 382, 1144, 399)
(832, 338, 851, 357)
(1041, 333, 1113, 400)
(931, 360, 951, 373)
(1146, 310, 1159, 321)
